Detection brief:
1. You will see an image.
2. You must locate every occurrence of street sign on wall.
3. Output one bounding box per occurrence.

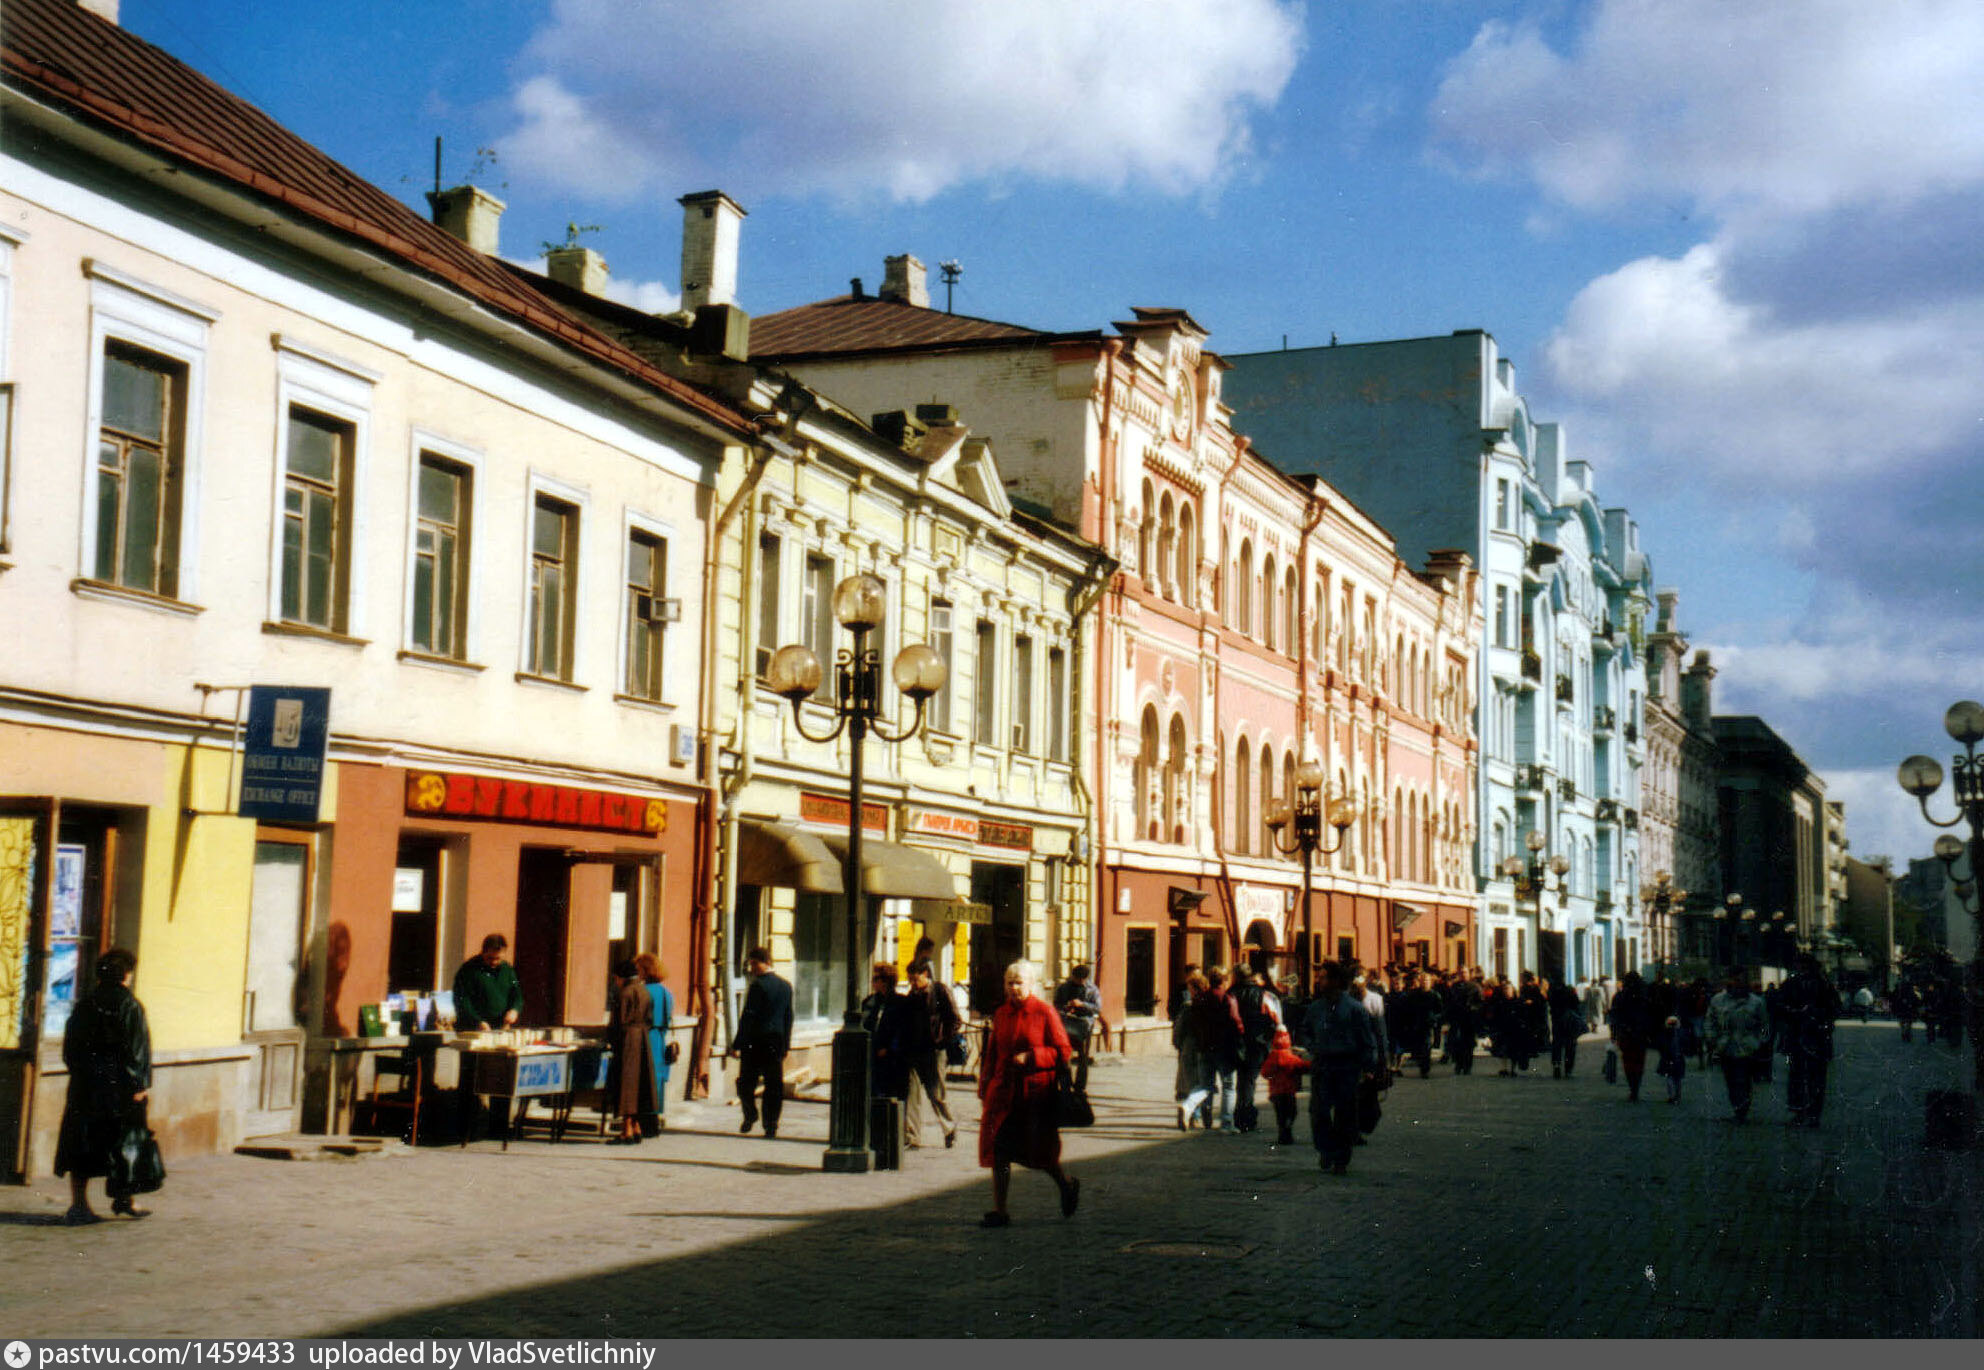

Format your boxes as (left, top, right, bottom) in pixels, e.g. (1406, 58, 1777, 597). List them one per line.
(238, 686, 331, 824)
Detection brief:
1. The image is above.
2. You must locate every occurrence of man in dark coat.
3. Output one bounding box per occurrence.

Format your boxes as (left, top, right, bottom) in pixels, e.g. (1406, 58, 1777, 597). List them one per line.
(1777, 954, 1842, 1127)
(1548, 977, 1586, 1078)
(728, 947, 794, 1138)
(452, 933, 523, 1030)
(56, 948, 153, 1223)
(1300, 961, 1381, 1175)
(1448, 972, 1483, 1075)
(861, 962, 913, 1103)
(1394, 971, 1440, 1078)
(901, 959, 961, 1149)
(1053, 964, 1105, 1091)
(1231, 969, 1279, 1130)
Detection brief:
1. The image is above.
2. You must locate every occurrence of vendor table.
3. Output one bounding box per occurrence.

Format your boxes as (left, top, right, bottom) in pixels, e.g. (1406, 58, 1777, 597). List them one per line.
(459, 1045, 610, 1148)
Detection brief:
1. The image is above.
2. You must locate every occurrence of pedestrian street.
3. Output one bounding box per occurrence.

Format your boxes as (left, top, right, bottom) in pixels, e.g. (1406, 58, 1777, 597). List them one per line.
(1, 1021, 1976, 1339)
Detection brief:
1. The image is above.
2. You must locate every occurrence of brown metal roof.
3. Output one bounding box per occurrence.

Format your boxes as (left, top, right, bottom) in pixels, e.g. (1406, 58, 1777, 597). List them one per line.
(751, 293, 1099, 361)
(0, 0, 753, 439)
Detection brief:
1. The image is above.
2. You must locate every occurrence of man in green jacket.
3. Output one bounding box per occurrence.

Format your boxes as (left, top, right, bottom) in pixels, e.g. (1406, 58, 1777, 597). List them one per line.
(453, 933, 523, 1030)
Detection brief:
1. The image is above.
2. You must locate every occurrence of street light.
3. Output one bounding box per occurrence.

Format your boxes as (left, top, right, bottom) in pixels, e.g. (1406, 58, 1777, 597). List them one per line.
(1641, 870, 1688, 969)
(1264, 760, 1357, 994)
(1899, 701, 1984, 1097)
(766, 571, 947, 1172)
(1500, 829, 1570, 908)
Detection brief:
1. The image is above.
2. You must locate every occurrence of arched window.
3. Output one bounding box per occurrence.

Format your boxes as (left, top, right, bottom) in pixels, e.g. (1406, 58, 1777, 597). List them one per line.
(1261, 553, 1277, 647)
(1392, 786, 1404, 878)
(1156, 491, 1176, 599)
(1361, 607, 1376, 681)
(1137, 707, 1161, 841)
(1313, 577, 1327, 659)
(1421, 794, 1434, 883)
(1177, 502, 1196, 605)
(1234, 739, 1252, 856)
(1166, 714, 1189, 844)
(1259, 742, 1275, 857)
(1236, 540, 1254, 634)
(1138, 479, 1156, 580)
(1392, 633, 1404, 698)
(1284, 568, 1298, 657)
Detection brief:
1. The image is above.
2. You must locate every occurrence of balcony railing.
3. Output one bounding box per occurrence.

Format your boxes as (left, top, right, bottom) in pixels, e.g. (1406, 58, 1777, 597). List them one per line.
(1593, 705, 1616, 733)
(1521, 651, 1542, 681)
(1555, 674, 1575, 703)
(1596, 798, 1619, 822)
(1557, 777, 1576, 801)
(1624, 722, 1639, 744)
(1516, 763, 1545, 792)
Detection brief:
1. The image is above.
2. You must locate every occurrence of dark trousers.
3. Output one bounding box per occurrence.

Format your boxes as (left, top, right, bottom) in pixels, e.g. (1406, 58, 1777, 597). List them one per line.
(1451, 1025, 1474, 1074)
(1720, 1056, 1755, 1118)
(1271, 1094, 1298, 1141)
(1787, 1049, 1829, 1121)
(1402, 1032, 1432, 1077)
(1553, 1034, 1579, 1075)
(1309, 1063, 1360, 1167)
(1235, 1052, 1266, 1128)
(737, 1047, 785, 1134)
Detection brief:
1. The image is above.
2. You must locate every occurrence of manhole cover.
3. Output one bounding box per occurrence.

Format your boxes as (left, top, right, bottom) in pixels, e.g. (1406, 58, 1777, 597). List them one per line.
(1121, 1239, 1255, 1259)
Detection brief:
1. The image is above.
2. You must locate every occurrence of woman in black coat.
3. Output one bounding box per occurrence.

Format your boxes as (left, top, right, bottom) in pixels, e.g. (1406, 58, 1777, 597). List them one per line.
(861, 962, 913, 1102)
(55, 948, 154, 1223)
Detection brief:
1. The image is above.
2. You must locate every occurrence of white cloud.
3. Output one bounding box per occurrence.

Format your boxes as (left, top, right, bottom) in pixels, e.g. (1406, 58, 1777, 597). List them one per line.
(499, 0, 1304, 203)
(1822, 768, 1942, 870)
(1432, 0, 1984, 218)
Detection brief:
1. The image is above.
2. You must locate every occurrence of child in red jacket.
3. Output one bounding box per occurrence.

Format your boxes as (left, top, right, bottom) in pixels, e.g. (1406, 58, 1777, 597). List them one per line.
(1260, 1027, 1311, 1145)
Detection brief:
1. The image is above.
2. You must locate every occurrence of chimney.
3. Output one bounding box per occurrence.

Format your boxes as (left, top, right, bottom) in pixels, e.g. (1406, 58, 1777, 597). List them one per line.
(679, 190, 746, 312)
(78, 0, 120, 23)
(1655, 588, 1679, 633)
(426, 185, 505, 256)
(1681, 648, 1717, 730)
(880, 254, 928, 308)
(546, 245, 608, 296)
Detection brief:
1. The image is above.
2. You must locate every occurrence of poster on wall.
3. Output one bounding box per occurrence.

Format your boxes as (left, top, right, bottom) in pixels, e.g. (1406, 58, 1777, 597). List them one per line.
(42, 844, 87, 1039)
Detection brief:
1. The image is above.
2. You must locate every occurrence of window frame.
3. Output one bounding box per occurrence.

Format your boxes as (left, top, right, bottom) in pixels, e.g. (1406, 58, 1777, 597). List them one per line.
(928, 597, 955, 735)
(280, 405, 357, 633)
(1046, 645, 1068, 763)
(801, 551, 836, 700)
(1011, 633, 1034, 754)
(753, 531, 782, 681)
(80, 265, 216, 606)
(518, 472, 589, 685)
(974, 619, 998, 747)
(267, 338, 376, 635)
(402, 431, 482, 664)
(619, 513, 675, 704)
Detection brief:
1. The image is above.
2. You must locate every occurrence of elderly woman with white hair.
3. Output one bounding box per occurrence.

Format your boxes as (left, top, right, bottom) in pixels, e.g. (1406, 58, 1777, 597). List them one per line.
(977, 960, 1080, 1227)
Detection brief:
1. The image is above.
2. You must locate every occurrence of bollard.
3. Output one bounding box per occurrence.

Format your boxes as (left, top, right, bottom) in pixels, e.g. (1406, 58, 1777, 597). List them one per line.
(870, 1096, 904, 1170)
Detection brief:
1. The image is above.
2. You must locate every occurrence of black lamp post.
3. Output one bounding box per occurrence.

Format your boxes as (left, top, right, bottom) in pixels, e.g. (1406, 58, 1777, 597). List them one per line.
(764, 572, 947, 1172)
(1264, 761, 1356, 993)
(1897, 698, 1984, 1094)
(1641, 870, 1688, 971)
(1711, 892, 1758, 973)
(1501, 830, 1570, 964)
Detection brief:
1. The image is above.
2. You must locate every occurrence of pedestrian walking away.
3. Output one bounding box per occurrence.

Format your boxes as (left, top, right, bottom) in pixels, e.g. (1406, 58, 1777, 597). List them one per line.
(1705, 970, 1772, 1124)
(1656, 1015, 1688, 1104)
(1232, 968, 1281, 1132)
(1778, 954, 1842, 1127)
(1053, 963, 1104, 1093)
(1608, 972, 1656, 1102)
(728, 946, 794, 1139)
(977, 961, 1080, 1227)
(1300, 960, 1381, 1176)
(637, 954, 674, 1133)
(1548, 976, 1585, 1078)
(55, 947, 159, 1223)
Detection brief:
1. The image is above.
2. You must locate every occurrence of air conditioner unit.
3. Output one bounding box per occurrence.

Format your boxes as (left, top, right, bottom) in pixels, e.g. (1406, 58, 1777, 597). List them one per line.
(657, 596, 683, 623)
(669, 724, 696, 767)
(634, 594, 685, 624)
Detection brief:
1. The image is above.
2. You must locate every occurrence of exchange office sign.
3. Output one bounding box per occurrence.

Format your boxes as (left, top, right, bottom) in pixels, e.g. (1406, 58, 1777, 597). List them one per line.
(405, 769, 666, 835)
(238, 685, 331, 824)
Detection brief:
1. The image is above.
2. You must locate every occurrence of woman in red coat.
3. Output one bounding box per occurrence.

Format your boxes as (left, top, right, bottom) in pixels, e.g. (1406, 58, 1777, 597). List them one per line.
(977, 961, 1080, 1227)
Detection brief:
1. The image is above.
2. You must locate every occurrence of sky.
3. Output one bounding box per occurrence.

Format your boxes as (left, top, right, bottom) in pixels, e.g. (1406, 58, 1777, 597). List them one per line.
(118, 0, 1984, 872)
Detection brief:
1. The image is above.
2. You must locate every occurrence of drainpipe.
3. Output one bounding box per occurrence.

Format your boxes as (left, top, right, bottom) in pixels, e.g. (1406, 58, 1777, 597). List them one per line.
(1087, 341, 1124, 1008)
(1065, 548, 1113, 983)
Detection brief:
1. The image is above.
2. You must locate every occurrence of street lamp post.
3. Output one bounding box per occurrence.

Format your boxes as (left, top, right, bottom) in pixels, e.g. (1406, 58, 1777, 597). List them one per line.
(1500, 830, 1569, 973)
(1264, 761, 1357, 993)
(1641, 871, 1688, 972)
(1897, 699, 1984, 1094)
(764, 572, 947, 1173)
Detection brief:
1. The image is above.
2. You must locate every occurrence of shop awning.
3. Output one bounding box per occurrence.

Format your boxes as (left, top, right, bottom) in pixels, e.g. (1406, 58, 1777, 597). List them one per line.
(736, 821, 843, 893)
(821, 834, 960, 899)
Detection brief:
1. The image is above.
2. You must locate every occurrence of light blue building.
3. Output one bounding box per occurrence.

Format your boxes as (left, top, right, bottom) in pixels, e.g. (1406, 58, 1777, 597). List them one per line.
(1225, 332, 1649, 982)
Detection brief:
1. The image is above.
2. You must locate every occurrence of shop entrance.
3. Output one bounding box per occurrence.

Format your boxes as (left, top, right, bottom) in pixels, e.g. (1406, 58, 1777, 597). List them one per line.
(241, 835, 311, 1139)
(514, 849, 570, 1027)
(967, 862, 1025, 1015)
(1539, 930, 1566, 988)
(1242, 920, 1278, 976)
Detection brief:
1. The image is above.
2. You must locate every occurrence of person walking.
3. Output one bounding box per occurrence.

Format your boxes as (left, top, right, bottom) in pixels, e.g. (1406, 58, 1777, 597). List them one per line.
(1053, 964, 1104, 1092)
(1259, 1026, 1310, 1145)
(1892, 979, 1920, 1043)
(977, 961, 1080, 1228)
(1173, 970, 1213, 1129)
(1655, 1015, 1688, 1104)
(1300, 961, 1381, 1176)
(1705, 970, 1772, 1124)
(1515, 973, 1549, 1076)
(1608, 972, 1657, 1102)
(1778, 953, 1842, 1128)
(1205, 967, 1246, 1130)
(902, 959, 961, 1149)
(861, 962, 913, 1108)
(728, 947, 793, 1139)
(604, 959, 657, 1145)
(1232, 968, 1280, 1132)
(1448, 972, 1483, 1075)
(1395, 971, 1439, 1079)
(1581, 978, 1607, 1041)
(1549, 976, 1586, 1079)
(55, 948, 156, 1223)
(636, 954, 674, 1132)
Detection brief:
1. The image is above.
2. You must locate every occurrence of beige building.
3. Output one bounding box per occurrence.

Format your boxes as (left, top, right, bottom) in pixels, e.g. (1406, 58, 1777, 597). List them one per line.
(1641, 590, 1720, 965)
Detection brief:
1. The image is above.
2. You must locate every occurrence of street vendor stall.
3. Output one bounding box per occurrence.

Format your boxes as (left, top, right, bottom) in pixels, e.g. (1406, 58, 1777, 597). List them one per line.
(455, 1032, 611, 1148)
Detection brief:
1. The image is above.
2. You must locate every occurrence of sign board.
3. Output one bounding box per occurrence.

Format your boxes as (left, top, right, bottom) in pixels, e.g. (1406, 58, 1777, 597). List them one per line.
(947, 901, 995, 926)
(799, 790, 888, 835)
(907, 809, 979, 842)
(979, 821, 1033, 851)
(239, 685, 331, 824)
(405, 770, 665, 835)
(390, 869, 425, 913)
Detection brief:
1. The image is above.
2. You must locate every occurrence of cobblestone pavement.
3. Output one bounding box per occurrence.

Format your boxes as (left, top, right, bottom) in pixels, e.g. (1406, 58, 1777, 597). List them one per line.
(2, 1022, 1978, 1338)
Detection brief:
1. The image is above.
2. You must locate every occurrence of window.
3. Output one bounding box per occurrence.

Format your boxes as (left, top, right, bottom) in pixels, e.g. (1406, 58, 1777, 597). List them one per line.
(623, 528, 667, 700)
(410, 454, 470, 658)
(95, 345, 187, 596)
(527, 494, 578, 679)
(1124, 928, 1157, 1016)
(0, 232, 13, 555)
(1284, 568, 1298, 656)
(281, 408, 354, 630)
(1176, 504, 1196, 602)
(974, 620, 997, 744)
(1046, 647, 1068, 762)
(1233, 740, 1251, 856)
(1138, 708, 1161, 839)
(1235, 540, 1253, 633)
(1495, 478, 1513, 531)
(802, 553, 835, 699)
(1259, 743, 1274, 857)
(1011, 635, 1034, 752)
(791, 891, 847, 1023)
(753, 533, 781, 678)
(929, 599, 955, 734)
(1261, 554, 1277, 648)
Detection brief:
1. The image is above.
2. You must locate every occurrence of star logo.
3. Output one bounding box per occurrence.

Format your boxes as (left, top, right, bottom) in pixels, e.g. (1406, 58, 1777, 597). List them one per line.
(5, 1340, 32, 1369)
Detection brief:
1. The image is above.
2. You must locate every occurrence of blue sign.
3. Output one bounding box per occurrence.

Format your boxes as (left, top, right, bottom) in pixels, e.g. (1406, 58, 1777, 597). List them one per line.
(513, 1054, 571, 1096)
(238, 685, 331, 823)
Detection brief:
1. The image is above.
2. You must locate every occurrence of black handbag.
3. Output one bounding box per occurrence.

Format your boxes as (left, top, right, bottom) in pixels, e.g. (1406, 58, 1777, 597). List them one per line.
(1054, 1064, 1094, 1129)
(115, 1125, 166, 1196)
(944, 1032, 968, 1068)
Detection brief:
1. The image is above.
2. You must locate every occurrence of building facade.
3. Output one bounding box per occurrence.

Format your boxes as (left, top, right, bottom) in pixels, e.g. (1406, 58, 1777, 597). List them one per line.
(1710, 716, 1831, 972)
(752, 274, 1480, 1041)
(1641, 592, 1722, 966)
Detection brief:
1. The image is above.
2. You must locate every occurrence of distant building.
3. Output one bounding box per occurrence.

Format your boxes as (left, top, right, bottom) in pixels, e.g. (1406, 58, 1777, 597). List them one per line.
(1711, 716, 1830, 971)
(1896, 857, 1978, 964)
(1838, 856, 1896, 988)
(1641, 592, 1721, 964)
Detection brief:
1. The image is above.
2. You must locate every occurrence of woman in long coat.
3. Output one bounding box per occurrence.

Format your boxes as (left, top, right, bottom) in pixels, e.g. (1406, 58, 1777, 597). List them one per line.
(605, 959, 656, 1145)
(978, 960, 1079, 1227)
(55, 947, 154, 1222)
(636, 954, 673, 1132)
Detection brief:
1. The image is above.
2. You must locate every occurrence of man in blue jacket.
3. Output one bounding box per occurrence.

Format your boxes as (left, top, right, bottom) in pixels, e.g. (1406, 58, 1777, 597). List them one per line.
(728, 947, 794, 1139)
(1300, 960, 1380, 1175)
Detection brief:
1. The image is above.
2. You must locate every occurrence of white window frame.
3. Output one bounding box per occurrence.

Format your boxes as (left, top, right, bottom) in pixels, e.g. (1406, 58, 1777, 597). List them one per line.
(80, 263, 217, 604)
(0, 228, 18, 558)
(268, 336, 378, 634)
(618, 509, 678, 706)
(402, 429, 484, 664)
(518, 470, 592, 684)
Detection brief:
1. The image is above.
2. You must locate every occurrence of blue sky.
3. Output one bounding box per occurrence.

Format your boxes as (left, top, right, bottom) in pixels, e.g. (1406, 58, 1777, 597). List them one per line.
(120, 0, 1984, 870)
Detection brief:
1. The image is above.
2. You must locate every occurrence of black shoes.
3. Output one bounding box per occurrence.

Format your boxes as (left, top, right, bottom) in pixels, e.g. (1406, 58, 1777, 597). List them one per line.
(739, 1117, 756, 1134)
(1060, 1177, 1081, 1217)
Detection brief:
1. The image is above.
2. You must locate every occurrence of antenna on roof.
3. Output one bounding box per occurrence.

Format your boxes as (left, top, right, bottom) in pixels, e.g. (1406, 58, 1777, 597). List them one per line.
(939, 259, 962, 315)
(433, 136, 442, 196)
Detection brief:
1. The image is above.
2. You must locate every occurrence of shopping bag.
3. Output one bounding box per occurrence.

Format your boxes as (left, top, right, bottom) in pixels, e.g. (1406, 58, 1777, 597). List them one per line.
(1054, 1064, 1094, 1129)
(1602, 1048, 1619, 1085)
(114, 1126, 167, 1195)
